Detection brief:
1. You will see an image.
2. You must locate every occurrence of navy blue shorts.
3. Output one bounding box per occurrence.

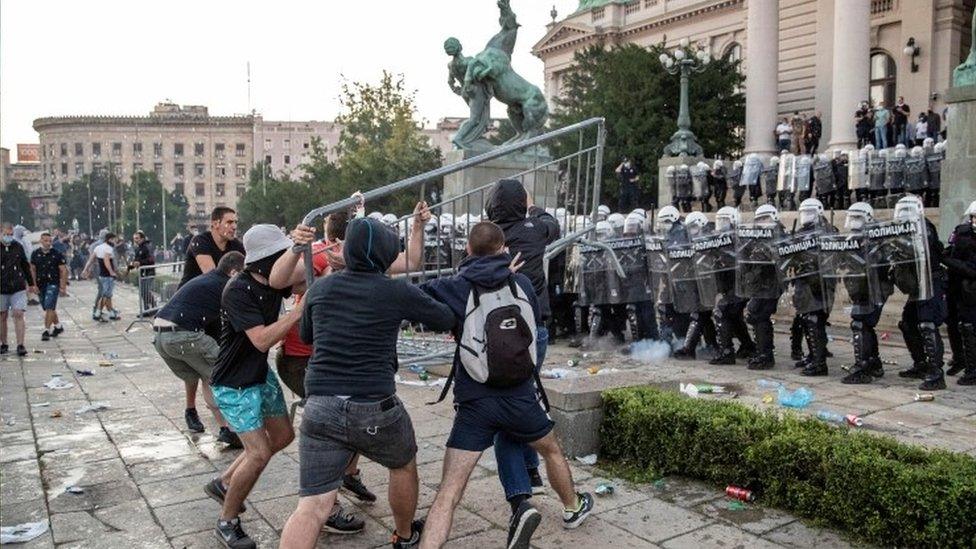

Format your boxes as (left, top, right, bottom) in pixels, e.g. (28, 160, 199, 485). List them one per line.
(40, 284, 59, 311)
(447, 395, 554, 452)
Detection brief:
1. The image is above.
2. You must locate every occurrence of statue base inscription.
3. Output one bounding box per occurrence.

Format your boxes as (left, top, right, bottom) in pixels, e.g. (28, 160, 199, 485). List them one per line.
(442, 149, 559, 215)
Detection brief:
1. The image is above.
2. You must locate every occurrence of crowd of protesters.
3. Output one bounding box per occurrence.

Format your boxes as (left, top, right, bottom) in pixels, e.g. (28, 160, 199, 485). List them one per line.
(853, 97, 946, 149)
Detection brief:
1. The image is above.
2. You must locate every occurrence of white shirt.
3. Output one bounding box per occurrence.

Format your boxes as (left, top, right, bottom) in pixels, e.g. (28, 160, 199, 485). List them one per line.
(776, 123, 792, 139)
(93, 242, 114, 260)
(915, 121, 928, 139)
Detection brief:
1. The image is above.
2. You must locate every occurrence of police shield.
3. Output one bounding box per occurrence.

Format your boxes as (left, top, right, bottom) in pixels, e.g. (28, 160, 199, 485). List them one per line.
(903, 153, 926, 192)
(867, 151, 886, 192)
(691, 164, 709, 198)
(776, 230, 831, 315)
(762, 165, 779, 197)
(667, 242, 701, 313)
(777, 154, 796, 193)
(727, 165, 742, 188)
(693, 230, 737, 309)
(813, 157, 837, 194)
(666, 169, 677, 202)
(819, 232, 875, 316)
(741, 155, 762, 187)
(674, 165, 693, 199)
(848, 151, 868, 190)
(885, 151, 905, 191)
(865, 219, 933, 303)
(578, 243, 615, 306)
(925, 149, 942, 190)
(794, 155, 812, 193)
(735, 223, 781, 299)
(645, 235, 672, 305)
(605, 236, 652, 304)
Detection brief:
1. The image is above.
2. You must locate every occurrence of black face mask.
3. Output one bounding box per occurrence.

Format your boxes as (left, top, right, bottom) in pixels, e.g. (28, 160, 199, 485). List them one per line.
(246, 250, 285, 280)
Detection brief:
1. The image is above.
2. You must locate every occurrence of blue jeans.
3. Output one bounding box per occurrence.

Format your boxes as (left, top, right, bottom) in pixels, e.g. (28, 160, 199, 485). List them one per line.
(875, 126, 888, 149)
(493, 325, 549, 500)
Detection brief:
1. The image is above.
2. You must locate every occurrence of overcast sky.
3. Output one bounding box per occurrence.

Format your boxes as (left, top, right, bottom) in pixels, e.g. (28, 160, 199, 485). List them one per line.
(0, 0, 580, 153)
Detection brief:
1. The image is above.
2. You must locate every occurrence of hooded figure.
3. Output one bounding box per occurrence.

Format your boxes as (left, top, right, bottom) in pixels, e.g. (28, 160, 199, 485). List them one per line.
(486, 179, 560, 322)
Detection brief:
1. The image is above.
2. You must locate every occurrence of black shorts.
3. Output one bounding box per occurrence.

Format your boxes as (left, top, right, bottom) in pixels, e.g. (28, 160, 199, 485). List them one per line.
(446, 395, 554, 452)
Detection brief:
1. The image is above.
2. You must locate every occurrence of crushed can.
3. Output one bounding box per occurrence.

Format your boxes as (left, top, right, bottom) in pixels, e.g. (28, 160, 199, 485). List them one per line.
(567, 359, 579, 368)
(725, 485, 755, 502)
(914, 393, 935, 402)
(844, 414, 864, 427)
(595, 482, 615, 496)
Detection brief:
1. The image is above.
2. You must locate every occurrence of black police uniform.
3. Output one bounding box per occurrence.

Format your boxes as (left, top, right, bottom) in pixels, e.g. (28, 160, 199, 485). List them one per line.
(943, 222, 976, 384)
(897, 218, 948, 390)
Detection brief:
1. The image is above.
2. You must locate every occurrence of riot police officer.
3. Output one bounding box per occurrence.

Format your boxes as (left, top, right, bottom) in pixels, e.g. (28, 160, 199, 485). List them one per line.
(763, 156, 780, 207)
(832, 149, 850, 210)
(943, 200, 976, 386)
(703, 207, 755, 364)
(673, 212, 718, 359)
(736, 204, 785, 370)
(654, 205, 687, 346)
(710, 160, 728, 209)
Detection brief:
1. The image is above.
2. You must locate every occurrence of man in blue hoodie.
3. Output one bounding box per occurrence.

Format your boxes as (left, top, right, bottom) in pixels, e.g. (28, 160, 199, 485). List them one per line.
(279, 217, 455, 549)
(417, 222, 593, 549)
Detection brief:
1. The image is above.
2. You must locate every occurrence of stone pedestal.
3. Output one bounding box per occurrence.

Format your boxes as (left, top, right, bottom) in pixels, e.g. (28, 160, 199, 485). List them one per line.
(657, 155, 706, 208)
(442, 149, 560, 215)
(940, 85, 976, 240)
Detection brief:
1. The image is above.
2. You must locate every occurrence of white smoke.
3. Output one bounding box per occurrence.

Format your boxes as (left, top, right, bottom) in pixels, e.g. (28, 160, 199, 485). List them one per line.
(628, 339, 672, 364)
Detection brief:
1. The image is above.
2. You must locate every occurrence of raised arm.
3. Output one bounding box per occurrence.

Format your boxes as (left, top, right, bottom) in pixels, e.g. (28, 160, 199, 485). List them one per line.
(389, 201, 431, 275)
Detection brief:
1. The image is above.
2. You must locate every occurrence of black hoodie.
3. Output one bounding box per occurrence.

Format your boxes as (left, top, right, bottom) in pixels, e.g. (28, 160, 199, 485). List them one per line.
(301, 218, 455, 399)
(486, 179, 560, 320)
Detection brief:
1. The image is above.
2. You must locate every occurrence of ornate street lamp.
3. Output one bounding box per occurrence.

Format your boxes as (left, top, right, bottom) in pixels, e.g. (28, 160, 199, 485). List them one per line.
(660, 38, 710, 157)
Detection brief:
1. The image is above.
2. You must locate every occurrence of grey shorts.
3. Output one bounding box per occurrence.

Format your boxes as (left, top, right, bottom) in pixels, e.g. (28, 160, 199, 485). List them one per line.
(299, 394, 417, 496)
(0, 291, 28, 312)
(153, 330, 219, 382)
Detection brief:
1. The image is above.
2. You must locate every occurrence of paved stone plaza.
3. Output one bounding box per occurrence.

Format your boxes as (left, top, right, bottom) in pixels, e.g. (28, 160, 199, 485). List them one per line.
(3, 281, 974, 548)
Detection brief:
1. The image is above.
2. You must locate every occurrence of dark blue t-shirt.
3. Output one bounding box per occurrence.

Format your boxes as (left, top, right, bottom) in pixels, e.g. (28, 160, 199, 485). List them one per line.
(157, 270, 229, 340)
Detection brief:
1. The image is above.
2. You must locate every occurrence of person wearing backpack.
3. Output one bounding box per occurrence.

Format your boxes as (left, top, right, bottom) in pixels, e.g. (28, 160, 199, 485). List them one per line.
(418, 222, 593, 549)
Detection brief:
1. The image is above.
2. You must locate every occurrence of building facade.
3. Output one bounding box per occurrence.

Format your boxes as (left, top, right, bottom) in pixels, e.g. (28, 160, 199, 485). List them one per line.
(1, 146, 46, 226)
(533, 0, 974, 153)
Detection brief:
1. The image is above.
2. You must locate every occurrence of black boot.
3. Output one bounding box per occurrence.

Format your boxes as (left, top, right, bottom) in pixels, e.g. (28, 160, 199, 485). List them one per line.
(587, 306, 603, 343)
(673, 318, 701, 360)
(701, 314, 718, 351)
(733, 318, 756, 358)
(789, 316, 804, 361)
(956, 322, 976, 386)
(747, 319, 775, 370)
(917, 322, 946, 391)
(946, 320, 964, 375)
(865, 326, 885, 377)
(842, 320, 873, 384)
(709, 313, 736, 365)
(626, 304, 641, 344)
(801, 314, 829, 376)
(898, 320, 929, 379)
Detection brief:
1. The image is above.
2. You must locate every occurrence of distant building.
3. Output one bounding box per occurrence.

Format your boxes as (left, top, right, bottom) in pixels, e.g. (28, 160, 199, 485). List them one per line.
(1, 146, 45, 227)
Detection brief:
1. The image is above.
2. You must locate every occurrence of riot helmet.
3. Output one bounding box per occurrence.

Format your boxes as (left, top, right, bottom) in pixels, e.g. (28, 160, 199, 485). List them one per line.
(595, 220, 614, 240)
(863, 143, 875, 152)
(934, 141, 946, 154)
(911, 146, 924, 158)
(754, 204, 779, 224)
(367, 211, 383, 221)
(894, 148, 907, 160)
(655, 205, 680, 234)
(666, 165, 676, 174)
(923, 137, 935, 148)
(893, 195, 924, 223)
(798, 198, 824, 227)
(685, 212, 708, 237)
(630, 208, 647, 220)
(733, 160, 743, 170)
(844, 202, 874, 231)
(895, 143, 907, 151)
(623, 213, 643, 236)
(597, 204, 611, 221)
(769, 155, 780, 167)
(715, 206, 740, 232)
(381, 213, 398, 226)
(817, 153, 829, 164)
(964, 200, 976, 229)
(608, 212, 626, 231)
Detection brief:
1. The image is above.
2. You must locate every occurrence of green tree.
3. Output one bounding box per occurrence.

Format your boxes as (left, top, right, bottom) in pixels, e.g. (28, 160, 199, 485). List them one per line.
(236, 163, 312, 232)
(119, 171, 189, 246)
(1, 182, 34, 228)
(552, 42, 744, 206)
(57, 174, 110, 234)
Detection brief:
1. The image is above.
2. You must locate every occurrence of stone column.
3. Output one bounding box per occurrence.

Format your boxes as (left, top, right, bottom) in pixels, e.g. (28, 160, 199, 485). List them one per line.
(938, 85, 976, 240)
(827, 0, 870, 151)
(743, 0, 779, 156)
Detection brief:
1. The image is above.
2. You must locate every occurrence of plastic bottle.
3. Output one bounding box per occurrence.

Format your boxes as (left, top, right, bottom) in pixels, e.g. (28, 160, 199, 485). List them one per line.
(756, 379, 782, 389)
(816, 409, 845, 424)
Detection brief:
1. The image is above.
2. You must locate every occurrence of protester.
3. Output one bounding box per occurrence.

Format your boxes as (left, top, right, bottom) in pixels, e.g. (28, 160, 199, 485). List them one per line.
(485, 178, 559, 505)
(82, 229, 109, 320)
(179, 207, 244, 288)
(805, 112, 822, 154)
(130, 230, 156, 315)
(93, 233, 121, 321)
(205, 225, 300, 549)
(277, 217, 454, 549)
(417, 222, 594, 549)
(855, 102, 872, 148)
(874, 100, 890, 149)
(1, 223, 34, 356)
(789, 111, 806, 154)
(915, 113, 929, 146)
(29, 232, 67, 341)
(893, 96, 911, 146)
(927, 107, 942, 141)
(153, 251, 244, 444)
(775, 118, 792, 152)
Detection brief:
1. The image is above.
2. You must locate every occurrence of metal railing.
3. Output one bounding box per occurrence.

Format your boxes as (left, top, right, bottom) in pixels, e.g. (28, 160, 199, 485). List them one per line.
(125, 261, 184, 331)
(296, 118, 606, 366)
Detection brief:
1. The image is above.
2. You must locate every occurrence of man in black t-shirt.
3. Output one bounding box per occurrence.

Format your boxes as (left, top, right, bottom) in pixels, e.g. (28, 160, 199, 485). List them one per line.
(205, 224, 300, 549)
(179, 207, 245, 287)
(894, 96, 911, 146)
(30, 232, 67, 341)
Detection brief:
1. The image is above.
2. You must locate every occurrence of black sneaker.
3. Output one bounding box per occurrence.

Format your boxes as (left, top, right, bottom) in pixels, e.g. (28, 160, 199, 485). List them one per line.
(0, 344, 7, 354)
(391, 518, 424, 549)
(528, 468, 545, 496)
(562, 492, 594, 529)
(41, 331, 51, 342)
(108, 310, 121, 321)
(342, 470, 377, 503)
(215, 517, 255, 549)
(92, 311, 101, 321)
(918, 376, 946, 391)
(507, 500, 541, 549)
(185, 408, 205, 433)
(16, 345, 28, 357)
(204, 477, 247, 513)
(324, 504, 365, 535)
(52, 326, 64, 337)
(898, 365, 927, 379)
(217, 427, 243, 449)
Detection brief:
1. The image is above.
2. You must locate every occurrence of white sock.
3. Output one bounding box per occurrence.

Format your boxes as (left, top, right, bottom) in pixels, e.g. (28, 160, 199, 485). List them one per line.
(55, 323, 63, 329)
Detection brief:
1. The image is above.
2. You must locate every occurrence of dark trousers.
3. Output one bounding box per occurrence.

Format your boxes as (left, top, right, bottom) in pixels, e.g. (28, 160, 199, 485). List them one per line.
(619, 183, 639, 213)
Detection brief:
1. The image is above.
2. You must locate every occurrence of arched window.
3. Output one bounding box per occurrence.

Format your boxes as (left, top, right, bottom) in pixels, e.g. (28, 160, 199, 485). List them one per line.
(723, 42, 742, 64)
(870, 51, 896, 107)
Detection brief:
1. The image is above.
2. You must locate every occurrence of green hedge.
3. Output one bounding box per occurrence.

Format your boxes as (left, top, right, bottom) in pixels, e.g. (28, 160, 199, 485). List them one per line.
(600, 387, 976, 548)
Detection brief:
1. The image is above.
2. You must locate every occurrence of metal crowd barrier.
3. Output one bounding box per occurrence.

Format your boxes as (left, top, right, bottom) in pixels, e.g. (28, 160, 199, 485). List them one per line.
(296, 118, 607, 367)
(125, 261, 184, 331)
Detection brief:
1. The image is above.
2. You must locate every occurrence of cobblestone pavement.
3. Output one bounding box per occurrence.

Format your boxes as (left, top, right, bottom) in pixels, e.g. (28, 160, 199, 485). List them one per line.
(3, 281, 972, 548)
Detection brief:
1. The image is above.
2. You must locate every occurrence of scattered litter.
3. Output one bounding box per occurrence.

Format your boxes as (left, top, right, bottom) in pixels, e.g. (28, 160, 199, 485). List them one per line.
(652, 479, 666, 489)
(394, 374, 446, 388)
(97, 361, 114, 368)
(680, 383, 727, 397)
(0, 521, 49, 544)
(50, 410, 62, 418)
(587, 366, 600, 375)
(727, 500, 747, 511)
(33, 402, 51, 408)
(725, 485, 755, 502)
(75, 369, 94, 377)
(4, 416, 15, 426)
(65, 486, 84, 494)
(74, 402, 110, 414)
(418, 371, 430, 382)
(880, 332, 890, 341)
(595, 482, 615, 496)
(840, 364, 852, 372)
(882, 358, 898, 365)
(32, 348, 44, 354)
(816, 409, 864, 427)
(566, 358, 579, 367)
(576, 454, 597, 466)
(756, 379, 782, 389)
(541, 368, 575, 379)
(407, 365, 427, 374)
(777, 386, 814, 409)
(103, 352, 119, 359)
(914, 393, 935, 402)
(761, 394, 775, 404)
(43, 377, 74, 390)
